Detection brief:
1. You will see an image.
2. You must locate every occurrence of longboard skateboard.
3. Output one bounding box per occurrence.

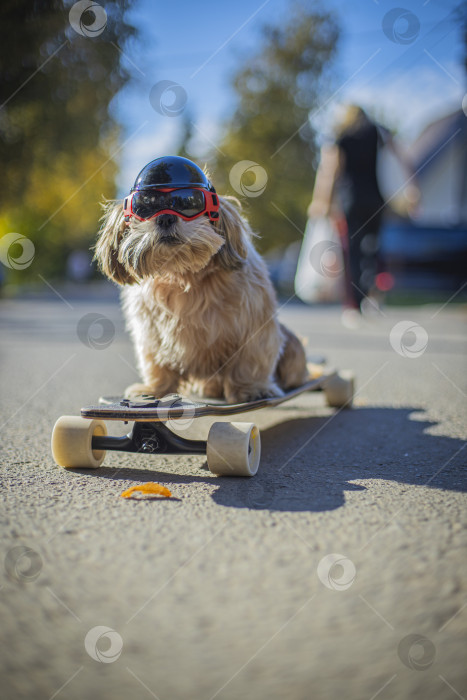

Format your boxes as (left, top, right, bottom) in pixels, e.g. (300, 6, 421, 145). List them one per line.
(51, 368, 355, 477)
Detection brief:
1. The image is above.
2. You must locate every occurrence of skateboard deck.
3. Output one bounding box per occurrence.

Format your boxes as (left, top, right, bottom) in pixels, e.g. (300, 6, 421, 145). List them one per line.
(80, 371, 335, 423)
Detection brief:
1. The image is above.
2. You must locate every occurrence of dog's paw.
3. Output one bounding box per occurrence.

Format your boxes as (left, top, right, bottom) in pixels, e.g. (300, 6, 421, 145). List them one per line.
(227, 384, 284, 404)
(193, 377, 224, 400)
(124, 383, 156, 399)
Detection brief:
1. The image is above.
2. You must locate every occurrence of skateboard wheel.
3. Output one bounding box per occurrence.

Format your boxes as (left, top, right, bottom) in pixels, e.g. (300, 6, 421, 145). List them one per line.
(324, 370, 355, 408)
(206, 422, 261, 477)
(51, 416, 107, 468)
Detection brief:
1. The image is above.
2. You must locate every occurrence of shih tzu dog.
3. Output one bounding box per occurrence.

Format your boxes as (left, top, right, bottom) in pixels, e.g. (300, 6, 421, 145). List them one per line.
(94, 155, 308, 403)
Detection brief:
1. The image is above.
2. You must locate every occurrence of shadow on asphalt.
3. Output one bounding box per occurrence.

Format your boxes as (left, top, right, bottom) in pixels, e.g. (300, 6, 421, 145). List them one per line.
(75, 407, 467, 513)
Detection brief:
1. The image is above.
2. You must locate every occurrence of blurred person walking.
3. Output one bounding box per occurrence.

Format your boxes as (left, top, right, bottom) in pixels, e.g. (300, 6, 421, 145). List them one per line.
(306, 105, 417, 325)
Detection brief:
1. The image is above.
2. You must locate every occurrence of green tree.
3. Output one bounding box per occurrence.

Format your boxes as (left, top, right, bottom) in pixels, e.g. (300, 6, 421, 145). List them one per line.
(0, 0, 137, 282)
(211, 3, 339, 253)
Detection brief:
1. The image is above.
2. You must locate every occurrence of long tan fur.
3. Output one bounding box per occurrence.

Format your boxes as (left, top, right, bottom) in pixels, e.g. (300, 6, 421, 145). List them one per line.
(94, 194, 308, 402)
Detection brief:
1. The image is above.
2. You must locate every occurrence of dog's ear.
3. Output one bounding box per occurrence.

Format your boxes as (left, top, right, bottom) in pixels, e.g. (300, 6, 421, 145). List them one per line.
(93, 200, 135, 285)
(213, 195, 249, 270)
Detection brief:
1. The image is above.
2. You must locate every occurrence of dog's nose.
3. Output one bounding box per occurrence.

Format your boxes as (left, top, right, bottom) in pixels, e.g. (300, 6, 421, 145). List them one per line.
(157, 214, 177, 228)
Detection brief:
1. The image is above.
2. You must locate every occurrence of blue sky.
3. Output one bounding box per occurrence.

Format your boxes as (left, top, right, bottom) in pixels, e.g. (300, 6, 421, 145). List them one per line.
(111, 0, 466, 192)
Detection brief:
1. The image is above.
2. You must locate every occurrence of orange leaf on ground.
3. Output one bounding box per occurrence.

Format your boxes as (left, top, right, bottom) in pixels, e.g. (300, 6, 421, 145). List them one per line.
(120, 482, 172, 499)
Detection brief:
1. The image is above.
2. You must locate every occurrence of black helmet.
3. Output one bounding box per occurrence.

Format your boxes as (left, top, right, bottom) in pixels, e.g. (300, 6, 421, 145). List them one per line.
(131, 155, 215, 193)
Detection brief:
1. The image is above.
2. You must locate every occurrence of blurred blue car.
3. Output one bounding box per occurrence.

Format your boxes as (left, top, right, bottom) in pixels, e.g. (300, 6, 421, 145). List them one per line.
(380, 219, 467, 292)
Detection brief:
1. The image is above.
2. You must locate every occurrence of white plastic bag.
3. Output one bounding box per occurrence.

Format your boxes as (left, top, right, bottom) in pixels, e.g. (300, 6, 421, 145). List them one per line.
(294, 216, 344, 303)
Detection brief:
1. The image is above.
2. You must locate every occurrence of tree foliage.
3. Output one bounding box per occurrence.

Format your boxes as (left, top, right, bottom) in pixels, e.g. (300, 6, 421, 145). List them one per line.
(0, 0, 136, 281)
(211, 3, 339, 253)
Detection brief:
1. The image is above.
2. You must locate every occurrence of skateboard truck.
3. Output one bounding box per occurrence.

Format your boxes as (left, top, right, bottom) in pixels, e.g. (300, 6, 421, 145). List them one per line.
(91, 421, 206, 456)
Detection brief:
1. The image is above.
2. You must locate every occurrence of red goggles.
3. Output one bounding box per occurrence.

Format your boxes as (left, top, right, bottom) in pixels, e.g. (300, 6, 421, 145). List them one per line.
(123, 187, 220, 222)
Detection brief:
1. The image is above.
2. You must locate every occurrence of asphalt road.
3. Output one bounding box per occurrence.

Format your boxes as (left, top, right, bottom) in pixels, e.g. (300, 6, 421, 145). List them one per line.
(1, 285, 466, 700)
